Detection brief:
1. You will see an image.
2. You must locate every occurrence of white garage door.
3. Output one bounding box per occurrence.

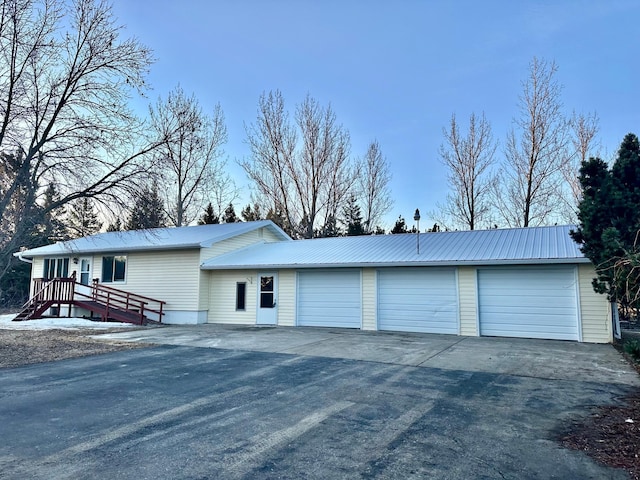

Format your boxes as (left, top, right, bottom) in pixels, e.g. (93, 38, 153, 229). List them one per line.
(478, 266, 579, 341)
(377, 268, 458, 334)
(297, 270, 361, 328)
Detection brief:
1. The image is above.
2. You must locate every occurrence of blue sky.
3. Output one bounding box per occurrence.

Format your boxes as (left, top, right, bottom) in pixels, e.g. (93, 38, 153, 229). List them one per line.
(111, 0, 639, 229)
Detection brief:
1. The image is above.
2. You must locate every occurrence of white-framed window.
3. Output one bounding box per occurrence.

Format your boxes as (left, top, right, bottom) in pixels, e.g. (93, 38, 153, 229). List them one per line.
(101, 255, 127, 283)
(43, 258, 69, 280)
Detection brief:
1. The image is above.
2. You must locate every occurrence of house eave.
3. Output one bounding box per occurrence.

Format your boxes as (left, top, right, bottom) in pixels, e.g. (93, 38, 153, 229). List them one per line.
(201, 257, 591, 270)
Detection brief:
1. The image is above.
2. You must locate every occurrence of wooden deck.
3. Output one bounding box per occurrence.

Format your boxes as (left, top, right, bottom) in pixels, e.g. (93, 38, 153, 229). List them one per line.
(14, 278, 166, 325)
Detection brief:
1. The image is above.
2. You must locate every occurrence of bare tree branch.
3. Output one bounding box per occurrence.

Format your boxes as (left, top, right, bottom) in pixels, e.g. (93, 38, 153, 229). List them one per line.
(494, 57, 572, 227)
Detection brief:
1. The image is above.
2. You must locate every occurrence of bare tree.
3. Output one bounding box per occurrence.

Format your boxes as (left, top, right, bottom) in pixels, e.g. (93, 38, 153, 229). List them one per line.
(150, 85, 234, 226)
(241, 91, 355, 238)
(559, 111, 600, 222)
(0, 0, 160, 284)
(356, 140, 393, 233)
(436, 113, 497, 230)
(494, 57, 571, 227)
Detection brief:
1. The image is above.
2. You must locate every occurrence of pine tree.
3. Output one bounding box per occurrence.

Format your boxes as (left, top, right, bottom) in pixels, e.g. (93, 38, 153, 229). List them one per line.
(241, 203, 263, 222)
(126, 183, 167, 230)
(341, 194, 366, 236)
(390, 216, 409, 234)
(571, 133, 640, 312)
(222, 203, 239, 223)
(67, 197, 102, 238)
(317, 214, 341, 238)
(106, 219, 123, 232)
(198, 202, 220, 225)
(34, 184, 68, 244)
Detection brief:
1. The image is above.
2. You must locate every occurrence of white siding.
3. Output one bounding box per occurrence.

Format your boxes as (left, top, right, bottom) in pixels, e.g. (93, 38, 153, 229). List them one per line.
(458, 266, 478, 336)
(199, 227, 281, 263)
(208, 270, 257, 324)
(377, 267, 458, 334)
(277, 270, 296, 327)
(362, 269, 377, 331)
(578, 264, 612, 343)
(96, 249, 202, 311)
(478, 266, 579, 341)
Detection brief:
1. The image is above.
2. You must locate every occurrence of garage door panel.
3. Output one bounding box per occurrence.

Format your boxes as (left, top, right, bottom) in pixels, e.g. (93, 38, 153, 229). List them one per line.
(297, 270, 361, 328)
(478, 267, 579, 341)
(378, 268, 458, 334)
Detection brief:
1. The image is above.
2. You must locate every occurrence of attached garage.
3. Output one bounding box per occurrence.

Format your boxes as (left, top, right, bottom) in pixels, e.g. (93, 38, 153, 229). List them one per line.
(377, 267, 458, 334)
(478, 266, 580, 341)
(297, 270, 361, 328)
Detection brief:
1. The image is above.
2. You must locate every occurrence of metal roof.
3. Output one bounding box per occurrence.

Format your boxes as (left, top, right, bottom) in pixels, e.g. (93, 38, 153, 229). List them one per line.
(201, 225, 588, 270)
(16, 220, 291, 257)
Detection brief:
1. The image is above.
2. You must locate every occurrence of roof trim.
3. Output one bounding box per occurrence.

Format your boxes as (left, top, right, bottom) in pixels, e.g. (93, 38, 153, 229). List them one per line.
(201, 257, 591, 270)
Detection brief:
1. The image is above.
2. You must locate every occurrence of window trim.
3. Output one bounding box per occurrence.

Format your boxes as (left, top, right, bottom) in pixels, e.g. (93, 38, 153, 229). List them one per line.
(43, 257, 69, 280)
(236, 282, 247, 311)
(101, 254, 127, 283)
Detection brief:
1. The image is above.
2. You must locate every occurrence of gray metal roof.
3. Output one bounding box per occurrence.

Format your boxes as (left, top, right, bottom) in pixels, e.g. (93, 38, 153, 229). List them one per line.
(201, 225, 588, 270)
(16, 220, 291, 257)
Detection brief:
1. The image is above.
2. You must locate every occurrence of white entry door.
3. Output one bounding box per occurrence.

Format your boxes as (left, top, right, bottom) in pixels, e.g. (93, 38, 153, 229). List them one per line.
(256, 273, 278, 325)
(79, 258, 92, 285)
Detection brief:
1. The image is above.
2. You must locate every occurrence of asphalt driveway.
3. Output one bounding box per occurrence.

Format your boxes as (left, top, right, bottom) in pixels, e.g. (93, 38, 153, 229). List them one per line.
(0, 326, 638, 479)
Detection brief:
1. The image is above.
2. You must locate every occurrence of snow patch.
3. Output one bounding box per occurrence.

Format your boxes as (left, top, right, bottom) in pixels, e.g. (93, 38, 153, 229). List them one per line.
(0, 314, 138, 330)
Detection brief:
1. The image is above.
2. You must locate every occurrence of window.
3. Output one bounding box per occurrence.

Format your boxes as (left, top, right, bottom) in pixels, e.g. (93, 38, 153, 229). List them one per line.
(236, 282, 246, 311)
(102, 255, 127, 282)
(43, 258, 69, 280)
(80, 259, 91, 285)
(260, 276, 274, 308)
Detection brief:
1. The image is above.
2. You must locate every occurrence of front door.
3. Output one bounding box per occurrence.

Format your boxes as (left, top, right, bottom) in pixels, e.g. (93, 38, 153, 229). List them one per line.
(256, 272, 278, 325)
(79, 258, 92, 285)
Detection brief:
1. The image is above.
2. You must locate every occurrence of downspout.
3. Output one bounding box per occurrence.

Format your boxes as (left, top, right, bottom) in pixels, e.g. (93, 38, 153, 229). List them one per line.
(16, 251, 33, 264)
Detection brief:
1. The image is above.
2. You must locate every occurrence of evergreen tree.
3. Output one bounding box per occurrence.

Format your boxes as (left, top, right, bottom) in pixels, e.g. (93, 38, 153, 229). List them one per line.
(342, 194, 366, 236)
(106, 219, 123, 232)
(198, 202, 220, 225)
(125, 183, 167, 230)
(241, 203, 263, 222)
(266, 207, 291, 234)
(390, 216, 409, 234)
(35, 184, 68, 244)
(67, 197, 102, 238)
(317, 214, 341, 238)
(373, 226, 386, 235)
(222, 203, 240, 223)
(571, 133, 640, 312)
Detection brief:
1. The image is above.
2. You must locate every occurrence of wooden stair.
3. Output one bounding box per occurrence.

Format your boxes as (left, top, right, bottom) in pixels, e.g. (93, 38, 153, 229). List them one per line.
(13, 278, 166, 325)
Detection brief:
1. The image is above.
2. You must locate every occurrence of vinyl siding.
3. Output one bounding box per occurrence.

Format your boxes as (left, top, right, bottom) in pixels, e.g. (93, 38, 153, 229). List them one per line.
(199, 227, 281, 263)
(362, 269, 376, 330)
(95, 249, 201, 310)
(458, 266, 478, 336)
(208, 270, 257, 324)
(578, 263, 612, 343)
(30, 257, 45, 295)
(277, 270, 296, 326)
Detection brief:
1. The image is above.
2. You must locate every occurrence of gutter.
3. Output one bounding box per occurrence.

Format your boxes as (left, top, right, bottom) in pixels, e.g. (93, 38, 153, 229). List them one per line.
(15, 251, 33, 264)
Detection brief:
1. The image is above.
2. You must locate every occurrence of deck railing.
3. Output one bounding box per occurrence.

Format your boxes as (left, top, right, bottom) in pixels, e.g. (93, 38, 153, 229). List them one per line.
(24, 277, 165, 324)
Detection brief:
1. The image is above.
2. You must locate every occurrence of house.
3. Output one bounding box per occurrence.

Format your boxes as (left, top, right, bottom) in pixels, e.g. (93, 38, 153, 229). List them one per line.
(14, 221, 613, 343)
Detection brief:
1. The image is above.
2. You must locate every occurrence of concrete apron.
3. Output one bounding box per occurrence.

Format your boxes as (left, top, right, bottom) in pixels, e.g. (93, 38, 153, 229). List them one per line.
(96, 324, 640, 386)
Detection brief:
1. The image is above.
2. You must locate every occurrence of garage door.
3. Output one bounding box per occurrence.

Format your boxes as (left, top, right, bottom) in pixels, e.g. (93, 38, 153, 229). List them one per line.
(478, 267, 579, 341)
(297, 270, 361, 328)
(377, 268, 458, 334)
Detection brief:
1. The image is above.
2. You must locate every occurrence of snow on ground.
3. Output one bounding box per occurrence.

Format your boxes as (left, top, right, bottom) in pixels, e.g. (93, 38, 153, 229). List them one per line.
(0, 314, 139, 330)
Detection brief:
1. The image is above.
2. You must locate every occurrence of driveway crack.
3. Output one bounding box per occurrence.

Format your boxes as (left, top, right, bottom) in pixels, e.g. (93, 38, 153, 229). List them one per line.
(415, 337, 467, 367)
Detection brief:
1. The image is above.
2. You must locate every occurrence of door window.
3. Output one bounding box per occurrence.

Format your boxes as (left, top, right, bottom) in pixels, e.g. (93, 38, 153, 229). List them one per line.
(260, 276, 274, 308)
(80, 259, 91, 285)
